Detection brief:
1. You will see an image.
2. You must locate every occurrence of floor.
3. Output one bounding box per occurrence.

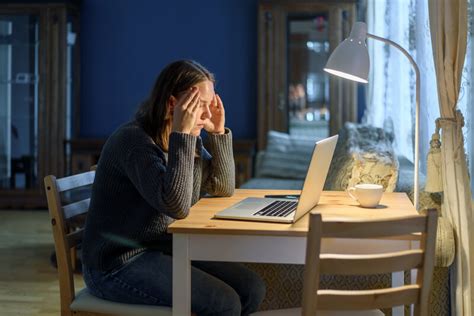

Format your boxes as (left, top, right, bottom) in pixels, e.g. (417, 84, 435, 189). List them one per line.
(0, 210, 84, 316)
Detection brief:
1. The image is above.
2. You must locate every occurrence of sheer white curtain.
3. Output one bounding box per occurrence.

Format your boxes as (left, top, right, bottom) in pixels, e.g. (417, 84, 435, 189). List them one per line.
(428, 0, 472, 313)
(364, 0, 439, 175)
(459, 1, 474, 196)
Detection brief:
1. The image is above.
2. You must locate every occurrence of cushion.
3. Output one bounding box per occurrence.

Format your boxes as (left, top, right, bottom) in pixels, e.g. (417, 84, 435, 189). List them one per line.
(258, 131, 317, 180)
(324, 123, 399, 191)
(71, 288, 171, 316)
(435, 217, 455, 267)
(251, 308, 382, 315)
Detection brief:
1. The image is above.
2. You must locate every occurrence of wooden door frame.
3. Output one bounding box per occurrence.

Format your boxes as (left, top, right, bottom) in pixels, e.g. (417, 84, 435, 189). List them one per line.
(257, 0, 357, 150)
(0, 2, 80, 208)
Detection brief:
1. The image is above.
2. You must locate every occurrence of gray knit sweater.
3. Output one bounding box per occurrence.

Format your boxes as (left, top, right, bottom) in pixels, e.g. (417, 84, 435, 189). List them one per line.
(82, 121, 235, 272)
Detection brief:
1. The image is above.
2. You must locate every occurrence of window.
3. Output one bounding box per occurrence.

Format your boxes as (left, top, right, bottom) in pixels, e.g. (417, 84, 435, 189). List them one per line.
(459, 3, 474, 194)
(365, 0, 473, 195)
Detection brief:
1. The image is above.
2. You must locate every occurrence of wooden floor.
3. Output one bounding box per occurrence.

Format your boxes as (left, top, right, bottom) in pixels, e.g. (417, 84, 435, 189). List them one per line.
(0, 210, 84, 316)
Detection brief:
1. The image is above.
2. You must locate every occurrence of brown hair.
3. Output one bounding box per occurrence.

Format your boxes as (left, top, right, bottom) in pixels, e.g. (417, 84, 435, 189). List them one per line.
(135, 60, 215, 151)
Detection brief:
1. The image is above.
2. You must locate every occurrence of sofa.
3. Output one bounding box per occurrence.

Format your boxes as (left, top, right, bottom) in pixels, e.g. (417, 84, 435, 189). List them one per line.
(241, 123, 455, 315)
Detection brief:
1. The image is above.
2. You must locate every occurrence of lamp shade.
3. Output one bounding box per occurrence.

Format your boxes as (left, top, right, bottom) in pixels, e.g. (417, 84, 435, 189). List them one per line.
(324, 22, 370, 83)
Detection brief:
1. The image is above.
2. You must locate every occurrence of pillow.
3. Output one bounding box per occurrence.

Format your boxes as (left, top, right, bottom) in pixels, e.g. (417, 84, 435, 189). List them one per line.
(258, 131, 316, 179)
(325, 122, 399, 191)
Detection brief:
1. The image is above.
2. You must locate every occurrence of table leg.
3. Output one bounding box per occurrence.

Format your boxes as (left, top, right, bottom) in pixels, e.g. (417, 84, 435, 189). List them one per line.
(392, 271, 404, 316)
(173, 234, 191, 316)
(410, 240, 420, 316)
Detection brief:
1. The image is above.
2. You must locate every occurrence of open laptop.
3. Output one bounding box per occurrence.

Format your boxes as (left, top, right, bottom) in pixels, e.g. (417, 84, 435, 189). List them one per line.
(214, 135, 338, 223)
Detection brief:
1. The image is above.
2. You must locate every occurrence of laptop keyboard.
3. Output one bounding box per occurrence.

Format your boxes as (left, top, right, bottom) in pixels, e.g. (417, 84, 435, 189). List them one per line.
(254, 200, 297, 217)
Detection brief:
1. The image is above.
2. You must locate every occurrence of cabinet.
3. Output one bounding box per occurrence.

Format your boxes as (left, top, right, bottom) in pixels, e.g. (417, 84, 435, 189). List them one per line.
(258, 0, 357, 149)
(0, 1, 80, 208)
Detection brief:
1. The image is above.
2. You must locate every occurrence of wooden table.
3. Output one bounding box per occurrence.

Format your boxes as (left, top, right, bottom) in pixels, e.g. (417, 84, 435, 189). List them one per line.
(168, 189, 419, 316)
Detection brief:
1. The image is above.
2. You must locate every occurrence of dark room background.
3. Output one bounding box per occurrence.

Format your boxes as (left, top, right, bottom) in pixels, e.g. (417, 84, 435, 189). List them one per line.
(80, 0, 258, 140)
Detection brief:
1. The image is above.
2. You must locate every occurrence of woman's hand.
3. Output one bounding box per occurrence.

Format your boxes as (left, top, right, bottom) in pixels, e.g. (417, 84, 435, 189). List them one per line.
(171, 88, 201, 134)
(204, 94, 225, 134)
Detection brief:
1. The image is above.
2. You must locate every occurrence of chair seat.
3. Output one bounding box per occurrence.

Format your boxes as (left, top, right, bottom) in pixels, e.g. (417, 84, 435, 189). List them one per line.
(251, 307, 384, 316)
(71, 288, 172, 316)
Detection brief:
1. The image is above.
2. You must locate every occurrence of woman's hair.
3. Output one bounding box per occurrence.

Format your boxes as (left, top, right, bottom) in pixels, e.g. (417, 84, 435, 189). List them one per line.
(135, 60, 215, 151)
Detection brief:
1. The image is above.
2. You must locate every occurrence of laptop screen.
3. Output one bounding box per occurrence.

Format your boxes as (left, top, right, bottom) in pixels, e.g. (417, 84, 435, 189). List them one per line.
(293, 135, 338, 222)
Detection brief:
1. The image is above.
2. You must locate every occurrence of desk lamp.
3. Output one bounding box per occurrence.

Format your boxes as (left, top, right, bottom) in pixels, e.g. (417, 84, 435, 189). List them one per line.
(324, 21, 421, 209)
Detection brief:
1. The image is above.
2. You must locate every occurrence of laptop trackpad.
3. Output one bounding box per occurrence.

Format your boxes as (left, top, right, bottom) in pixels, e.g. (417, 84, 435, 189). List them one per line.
(231, 198, 272, 210)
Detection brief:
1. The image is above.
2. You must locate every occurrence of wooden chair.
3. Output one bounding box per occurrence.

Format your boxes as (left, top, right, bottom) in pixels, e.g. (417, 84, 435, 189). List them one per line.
(44, 171, 172, 316)
(252, 209, 438, 316)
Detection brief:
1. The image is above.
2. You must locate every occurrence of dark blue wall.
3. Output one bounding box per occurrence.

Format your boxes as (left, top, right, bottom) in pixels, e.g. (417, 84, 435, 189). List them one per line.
(80, 0, 257, 139)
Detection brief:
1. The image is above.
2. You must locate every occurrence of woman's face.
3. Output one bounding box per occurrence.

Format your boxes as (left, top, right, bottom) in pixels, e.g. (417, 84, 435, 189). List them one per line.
(190, 80, 214, 136)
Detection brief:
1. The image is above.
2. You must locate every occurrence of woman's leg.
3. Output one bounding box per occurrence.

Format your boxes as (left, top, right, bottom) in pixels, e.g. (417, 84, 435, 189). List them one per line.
(191, 261, 266, 315)
(83, 251, 241, 316)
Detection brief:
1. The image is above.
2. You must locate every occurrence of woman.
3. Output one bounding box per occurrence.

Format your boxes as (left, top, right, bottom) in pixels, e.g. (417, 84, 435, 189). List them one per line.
(82, 60, 266, 315)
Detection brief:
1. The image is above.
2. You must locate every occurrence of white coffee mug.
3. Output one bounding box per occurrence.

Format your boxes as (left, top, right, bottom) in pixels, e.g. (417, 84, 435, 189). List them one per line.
(347, 183, 384, 208)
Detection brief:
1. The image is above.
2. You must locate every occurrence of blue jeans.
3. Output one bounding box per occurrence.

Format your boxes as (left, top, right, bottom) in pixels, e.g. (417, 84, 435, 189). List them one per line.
(83, 251, 266, 316)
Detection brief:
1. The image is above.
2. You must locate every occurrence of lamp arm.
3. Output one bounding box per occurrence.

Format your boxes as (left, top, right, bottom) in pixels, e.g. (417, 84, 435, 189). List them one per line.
(367, 33, 420, 209)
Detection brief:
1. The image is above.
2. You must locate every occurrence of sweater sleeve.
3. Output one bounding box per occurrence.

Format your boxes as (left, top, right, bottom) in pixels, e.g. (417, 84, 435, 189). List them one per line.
(125, 132, 197, 219)
(201, 128, 235, 197)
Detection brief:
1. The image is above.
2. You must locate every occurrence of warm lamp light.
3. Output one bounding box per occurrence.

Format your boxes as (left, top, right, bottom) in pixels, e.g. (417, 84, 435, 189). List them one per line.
(324, 22, 421, 209)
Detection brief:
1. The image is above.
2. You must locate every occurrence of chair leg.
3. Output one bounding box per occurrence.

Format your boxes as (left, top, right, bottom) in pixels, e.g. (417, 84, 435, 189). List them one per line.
(70, 247, 77, 272)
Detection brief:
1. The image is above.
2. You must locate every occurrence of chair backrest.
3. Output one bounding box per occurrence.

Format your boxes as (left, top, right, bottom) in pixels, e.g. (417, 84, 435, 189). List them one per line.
(302, 209, 438, 316)
(44, 171, 95, 315)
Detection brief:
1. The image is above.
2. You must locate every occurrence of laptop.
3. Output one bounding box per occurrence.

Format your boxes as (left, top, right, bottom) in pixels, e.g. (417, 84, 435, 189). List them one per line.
(214, 135, 338, 223)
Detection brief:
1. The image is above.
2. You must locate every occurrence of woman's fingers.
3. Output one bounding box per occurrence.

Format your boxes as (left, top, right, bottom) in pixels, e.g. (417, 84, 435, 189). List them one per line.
(212, 94, 218, 110)
(190, 91, 200, 111)
(181, 88, 199, 110)
(216, 94, 224, 112)
(188, 93, 200, 113)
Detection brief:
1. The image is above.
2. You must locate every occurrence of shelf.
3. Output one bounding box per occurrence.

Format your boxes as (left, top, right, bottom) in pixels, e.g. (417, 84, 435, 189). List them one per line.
(0, 81, 39, 85)
(0, 41, 39, 46)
